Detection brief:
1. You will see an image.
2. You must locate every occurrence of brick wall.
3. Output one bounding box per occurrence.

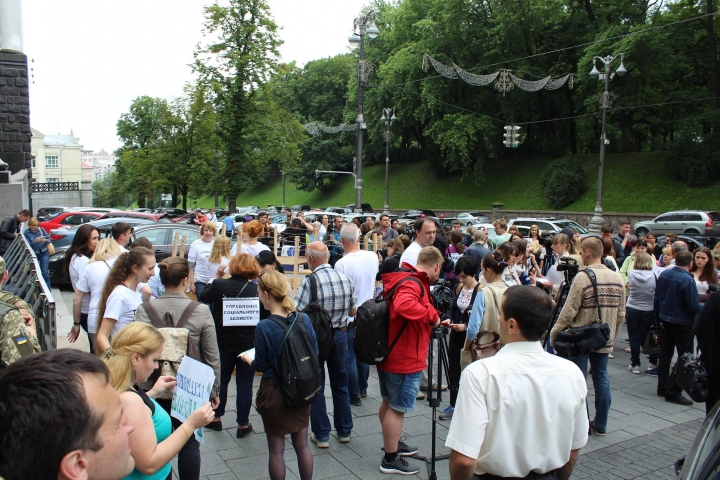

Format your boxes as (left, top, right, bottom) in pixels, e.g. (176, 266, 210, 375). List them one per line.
(0, 52, 31, 174)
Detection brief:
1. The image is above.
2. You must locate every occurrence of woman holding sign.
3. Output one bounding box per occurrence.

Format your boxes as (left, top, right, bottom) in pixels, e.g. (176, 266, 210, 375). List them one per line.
(104, 322, 214, 480)
(239, 270, 317, 480)
(199, 253, 269, 437)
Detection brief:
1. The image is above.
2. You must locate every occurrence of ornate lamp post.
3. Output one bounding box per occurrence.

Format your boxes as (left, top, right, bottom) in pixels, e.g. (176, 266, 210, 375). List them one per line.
(587, 54, 627, 233)
(380, 107, 396, 214)
(349, 11, 379, 212)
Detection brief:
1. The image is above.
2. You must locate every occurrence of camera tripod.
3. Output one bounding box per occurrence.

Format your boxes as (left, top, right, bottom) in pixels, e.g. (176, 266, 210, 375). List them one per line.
(543, 276, 572, 352)
(410, 326, 457, 479)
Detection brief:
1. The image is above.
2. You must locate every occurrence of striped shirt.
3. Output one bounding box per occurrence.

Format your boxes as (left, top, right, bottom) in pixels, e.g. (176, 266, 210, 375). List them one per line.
(294, 264, 357, 328)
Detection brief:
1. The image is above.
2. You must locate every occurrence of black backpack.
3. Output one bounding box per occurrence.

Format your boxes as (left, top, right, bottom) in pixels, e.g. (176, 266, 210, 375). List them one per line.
(299, 274, 334, 363)
(353, 276, 425, 365)
(270, 313, 322, 407)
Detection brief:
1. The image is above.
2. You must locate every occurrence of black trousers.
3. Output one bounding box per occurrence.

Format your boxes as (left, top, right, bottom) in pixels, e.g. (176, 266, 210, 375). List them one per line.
(657, 321, 694, 396)
(157, 398, 201, 480)
(79, 312, 94, 354)
(707, 372, 720, 415)
(448, 329, 466, 407)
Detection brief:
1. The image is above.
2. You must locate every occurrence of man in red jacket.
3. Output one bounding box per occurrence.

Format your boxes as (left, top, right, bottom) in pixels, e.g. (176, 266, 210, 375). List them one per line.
(378, 246, 443, 475)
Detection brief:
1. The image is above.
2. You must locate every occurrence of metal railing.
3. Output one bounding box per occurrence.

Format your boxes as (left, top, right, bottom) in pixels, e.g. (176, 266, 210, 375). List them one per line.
(2, 235, 56, 351)
(31, 181, 79, 192)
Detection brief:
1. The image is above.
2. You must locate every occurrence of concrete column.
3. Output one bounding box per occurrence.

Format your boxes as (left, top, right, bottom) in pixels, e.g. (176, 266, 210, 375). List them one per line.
(0, 0, 24, 54)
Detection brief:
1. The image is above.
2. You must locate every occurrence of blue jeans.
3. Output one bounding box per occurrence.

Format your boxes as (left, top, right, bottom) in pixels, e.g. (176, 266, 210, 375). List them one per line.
(378, 369, 423, 413)
(215, 350, 254, 426)
(310, 329, 353, 441)
(346, 324, 369, 398)
(626, 307, 658, 367)
(37, 250, 50, 288)
(566, 352, 611, 433)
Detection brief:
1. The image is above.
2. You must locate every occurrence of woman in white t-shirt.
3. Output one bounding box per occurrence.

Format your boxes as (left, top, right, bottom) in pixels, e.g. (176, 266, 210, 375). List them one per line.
(208, 234, 232, 279)
(188, 222, 217, 297)
(71, 238, 122, 350)
(231, 220, 270, 257)
(96, 247, 157, 353)
(691, 247, 719, 306)
(65, 224, 101, 352)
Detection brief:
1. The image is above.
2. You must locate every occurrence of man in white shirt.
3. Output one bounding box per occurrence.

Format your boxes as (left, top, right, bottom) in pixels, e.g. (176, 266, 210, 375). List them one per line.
(400, 218, 437, 267)
(111, 222, 132, 253)
(447, 285, 588, 480)
(335, 223, 379, 406)
(207, 208, 218, 223)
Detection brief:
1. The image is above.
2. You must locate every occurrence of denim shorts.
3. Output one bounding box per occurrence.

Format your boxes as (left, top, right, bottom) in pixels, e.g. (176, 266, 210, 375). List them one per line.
(377, 369, 423, 413)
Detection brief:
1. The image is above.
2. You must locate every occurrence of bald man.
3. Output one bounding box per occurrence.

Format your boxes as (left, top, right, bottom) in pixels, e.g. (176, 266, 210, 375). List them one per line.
(294, 240, 357, 447)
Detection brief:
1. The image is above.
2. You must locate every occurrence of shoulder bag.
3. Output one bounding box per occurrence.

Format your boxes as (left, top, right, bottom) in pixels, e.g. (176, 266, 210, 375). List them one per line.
(554, 269, 611, 359)
(671, 349, 708, 402)
(470, 286, 502, 361)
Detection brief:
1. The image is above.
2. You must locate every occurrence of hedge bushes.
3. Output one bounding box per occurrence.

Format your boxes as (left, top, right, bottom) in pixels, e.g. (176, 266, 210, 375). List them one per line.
(667, 135, 720, 187)
(540, 158, 588, 209)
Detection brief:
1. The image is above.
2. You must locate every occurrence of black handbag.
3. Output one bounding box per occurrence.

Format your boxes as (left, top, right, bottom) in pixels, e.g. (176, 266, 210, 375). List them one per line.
(672, 351, 708, 402)
(554, 269, 611, 359)
(641, 322, 663, 355)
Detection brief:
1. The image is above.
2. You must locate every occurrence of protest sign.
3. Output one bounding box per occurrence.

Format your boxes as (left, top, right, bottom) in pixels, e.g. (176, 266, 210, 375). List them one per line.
(171, 356, 215, 444)
(222, 297, 261, 326)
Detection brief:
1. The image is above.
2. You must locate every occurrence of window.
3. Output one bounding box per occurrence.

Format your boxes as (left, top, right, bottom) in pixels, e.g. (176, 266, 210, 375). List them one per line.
(31, 157, 35, 168)
(170, 228, 200, 245)
(46, 178, 59, 183)
(61, 215, 85, 225)
(45, 156, 59, 168)
(135, 228, 168, 246)
(687, 213, 703, 221)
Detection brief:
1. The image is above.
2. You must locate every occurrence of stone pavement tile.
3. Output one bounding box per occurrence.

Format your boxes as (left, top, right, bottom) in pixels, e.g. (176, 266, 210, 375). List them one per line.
(341, 456, 424, 480)
(346, 414, 383, 437)
(226, 454, 275, 479)
(618, 412, 675, 433)
(171, 450, 232, 477)
(350, 397, 382, 418)
(594, 429, 638, 446)
(346, 432, 386, 458)
(579, 436, 609, 454)
(286, 451, 352, 479)
(232, 429, 276, 456)
(322, 474, 361, 480)
(637, 397, 697, 414)
(206, 473, 240, 480)
(201, 429, 242, 453)
(329, 447, 362, 463)
(217, 447, 248, 461)
(606, 392, 652, 415)
(401, 413, 449, 437)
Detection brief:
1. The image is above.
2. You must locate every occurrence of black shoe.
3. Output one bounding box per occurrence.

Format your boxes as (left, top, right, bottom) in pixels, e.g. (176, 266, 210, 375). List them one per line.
(397, 437, 418, 456)
(206, 420, 223, 431)
(665, 394, 693, 406)
(350, 397, 362, 406)
(360, 390, 367, 398)
(589, 420, 606, 436)
(657, 389, 666, 397)
(380, 456, 420, 475)
(236, 423, 253, 438)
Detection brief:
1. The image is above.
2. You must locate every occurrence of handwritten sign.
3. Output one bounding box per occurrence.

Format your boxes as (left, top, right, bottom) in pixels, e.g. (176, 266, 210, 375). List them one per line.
(222, 297, 261, 326)
(171, 356, 215, 444)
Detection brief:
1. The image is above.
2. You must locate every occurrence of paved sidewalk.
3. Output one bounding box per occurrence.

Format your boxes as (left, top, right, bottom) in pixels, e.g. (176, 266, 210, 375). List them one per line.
(53, 286, 706, 480)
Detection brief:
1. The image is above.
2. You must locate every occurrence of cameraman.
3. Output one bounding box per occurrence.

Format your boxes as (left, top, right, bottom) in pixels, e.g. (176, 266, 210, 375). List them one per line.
(550, 237, 625, 436)
(324, 216, 345, 266)
(378, 246, 443, 475)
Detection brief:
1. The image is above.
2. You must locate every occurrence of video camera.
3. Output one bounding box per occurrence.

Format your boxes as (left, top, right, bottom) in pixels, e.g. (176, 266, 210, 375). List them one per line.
(430, 278, 455, 313)
(556, 257, 580, 285)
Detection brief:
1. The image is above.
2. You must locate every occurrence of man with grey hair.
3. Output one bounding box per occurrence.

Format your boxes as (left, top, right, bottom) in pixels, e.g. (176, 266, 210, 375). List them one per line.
(336, 223, 379, 406)
(463, 229, 492, 267)
(295, 241, 357, 447)
(653, 249, 702, 405)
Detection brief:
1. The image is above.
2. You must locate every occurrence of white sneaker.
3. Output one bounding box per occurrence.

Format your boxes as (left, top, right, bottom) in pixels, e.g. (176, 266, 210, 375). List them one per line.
(627, 364, 640, 374)
(647, 363, 658, 370)
(310, 435, 329, 448)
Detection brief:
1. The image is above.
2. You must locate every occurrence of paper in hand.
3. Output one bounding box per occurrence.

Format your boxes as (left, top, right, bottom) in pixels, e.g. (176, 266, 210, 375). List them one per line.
(238, 348, 255, 362)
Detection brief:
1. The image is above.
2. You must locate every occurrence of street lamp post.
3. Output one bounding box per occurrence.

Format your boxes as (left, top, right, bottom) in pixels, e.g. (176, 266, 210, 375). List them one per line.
(380, 107, 396, 214)
(349, 11, 379, 212)
(587, 54, 627, 233)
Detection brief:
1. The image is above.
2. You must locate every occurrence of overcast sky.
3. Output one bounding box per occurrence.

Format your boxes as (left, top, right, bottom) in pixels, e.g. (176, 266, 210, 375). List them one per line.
(22, 0, 368, 153)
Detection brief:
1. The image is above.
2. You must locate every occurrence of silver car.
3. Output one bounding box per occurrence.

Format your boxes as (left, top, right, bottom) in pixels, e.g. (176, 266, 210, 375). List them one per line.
(633, 210, 720, 236)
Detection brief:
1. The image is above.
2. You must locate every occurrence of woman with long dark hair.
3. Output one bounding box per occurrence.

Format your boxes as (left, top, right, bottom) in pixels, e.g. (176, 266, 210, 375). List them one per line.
(65, 224, 101, 352)
(199, 254, 269, 437)
(96, 247, 156, 353)
(691, 247, 719, 304)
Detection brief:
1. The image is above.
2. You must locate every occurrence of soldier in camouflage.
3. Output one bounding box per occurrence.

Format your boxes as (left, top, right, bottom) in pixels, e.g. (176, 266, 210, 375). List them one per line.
(0, 257, 41, 367)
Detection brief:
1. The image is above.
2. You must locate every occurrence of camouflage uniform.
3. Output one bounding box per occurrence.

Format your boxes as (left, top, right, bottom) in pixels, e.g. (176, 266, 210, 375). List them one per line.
(0, 302, 41, 367)
(0, 290, 33, 314)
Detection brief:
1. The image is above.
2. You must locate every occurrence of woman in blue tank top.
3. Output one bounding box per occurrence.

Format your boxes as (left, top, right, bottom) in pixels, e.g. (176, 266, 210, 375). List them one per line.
(104, 322, 215, 480)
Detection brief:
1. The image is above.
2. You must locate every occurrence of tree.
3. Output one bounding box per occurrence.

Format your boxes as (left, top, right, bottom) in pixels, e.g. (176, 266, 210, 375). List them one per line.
(193, 0, 282, 212)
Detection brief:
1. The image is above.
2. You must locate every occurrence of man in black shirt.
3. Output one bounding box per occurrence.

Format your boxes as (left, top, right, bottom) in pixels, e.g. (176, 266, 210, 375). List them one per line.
(0, 209, 30, 255)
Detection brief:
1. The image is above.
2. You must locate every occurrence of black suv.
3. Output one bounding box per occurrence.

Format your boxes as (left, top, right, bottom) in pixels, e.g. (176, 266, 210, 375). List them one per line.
(402, 209, 437, 220)
(345, 203, 374, 213)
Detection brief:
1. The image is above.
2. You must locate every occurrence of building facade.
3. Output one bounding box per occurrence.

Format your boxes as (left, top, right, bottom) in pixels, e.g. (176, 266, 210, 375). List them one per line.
(30, 128, 83, 184)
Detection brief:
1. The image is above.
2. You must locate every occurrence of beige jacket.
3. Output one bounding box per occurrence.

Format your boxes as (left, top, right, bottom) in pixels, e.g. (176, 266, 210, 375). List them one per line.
(550, 263, 625, 354)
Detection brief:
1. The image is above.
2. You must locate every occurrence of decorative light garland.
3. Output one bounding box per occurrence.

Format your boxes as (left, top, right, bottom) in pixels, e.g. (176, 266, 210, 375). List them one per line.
(304, 122, 358, 135)
(423, 55, 574, 95)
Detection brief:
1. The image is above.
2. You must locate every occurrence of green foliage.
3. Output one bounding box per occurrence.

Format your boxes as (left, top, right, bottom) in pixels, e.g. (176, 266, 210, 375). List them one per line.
(92, 173, 125, 208)
(540, 158, 588, 209)
(668, 134, 720, 187)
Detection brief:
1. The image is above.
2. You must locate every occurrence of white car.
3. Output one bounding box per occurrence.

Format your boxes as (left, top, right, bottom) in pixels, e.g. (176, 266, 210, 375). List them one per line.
(457, 212, 492, 226)
(465, 223, 497, 240)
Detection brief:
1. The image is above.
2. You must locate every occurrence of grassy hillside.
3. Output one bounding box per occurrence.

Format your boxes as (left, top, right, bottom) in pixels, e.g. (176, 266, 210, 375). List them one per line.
(192, 152, 720, 213)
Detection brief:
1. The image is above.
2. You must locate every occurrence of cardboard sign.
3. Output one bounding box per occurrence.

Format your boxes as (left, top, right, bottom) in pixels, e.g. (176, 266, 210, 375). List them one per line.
(171, 356, 215, 444)
(222, 297, 261, 326)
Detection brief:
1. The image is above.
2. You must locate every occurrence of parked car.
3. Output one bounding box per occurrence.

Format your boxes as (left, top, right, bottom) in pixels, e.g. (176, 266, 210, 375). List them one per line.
(36, 206, 70, 221)
(48, 217, 155, 251)
(508, 217, 591, 237)
(39, 211, 105, 232)
(48, 223, 201, 286)
(345, 203, 374, 213)
(325, 206, 352, 215)
(290, 204, 312, 212)
(71, 207, 121, 214)
(465, 223, 497, 241)
(457, 212, 491, 226)
(154, 208, 188, 219)
(401, 209, 437, 220)
(674, 401, 720, 479)
(633, 210, 720, 236)
(96, 211, 172, 223)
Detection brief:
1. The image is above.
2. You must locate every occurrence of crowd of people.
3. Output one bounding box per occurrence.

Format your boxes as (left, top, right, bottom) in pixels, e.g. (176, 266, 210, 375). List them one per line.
(0, 207, 719, 480)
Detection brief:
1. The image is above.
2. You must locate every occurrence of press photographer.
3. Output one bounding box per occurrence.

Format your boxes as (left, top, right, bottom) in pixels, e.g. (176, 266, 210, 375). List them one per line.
(550, 236, 625, 436)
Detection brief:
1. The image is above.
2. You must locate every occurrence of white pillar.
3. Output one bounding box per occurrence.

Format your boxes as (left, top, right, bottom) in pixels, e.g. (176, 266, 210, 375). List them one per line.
(0, 0, 24, 53)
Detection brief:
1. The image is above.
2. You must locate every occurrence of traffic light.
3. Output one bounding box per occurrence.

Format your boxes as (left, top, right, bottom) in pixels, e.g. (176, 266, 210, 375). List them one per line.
(314, 173, 321, 188)
(503, 125, 521, 148)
